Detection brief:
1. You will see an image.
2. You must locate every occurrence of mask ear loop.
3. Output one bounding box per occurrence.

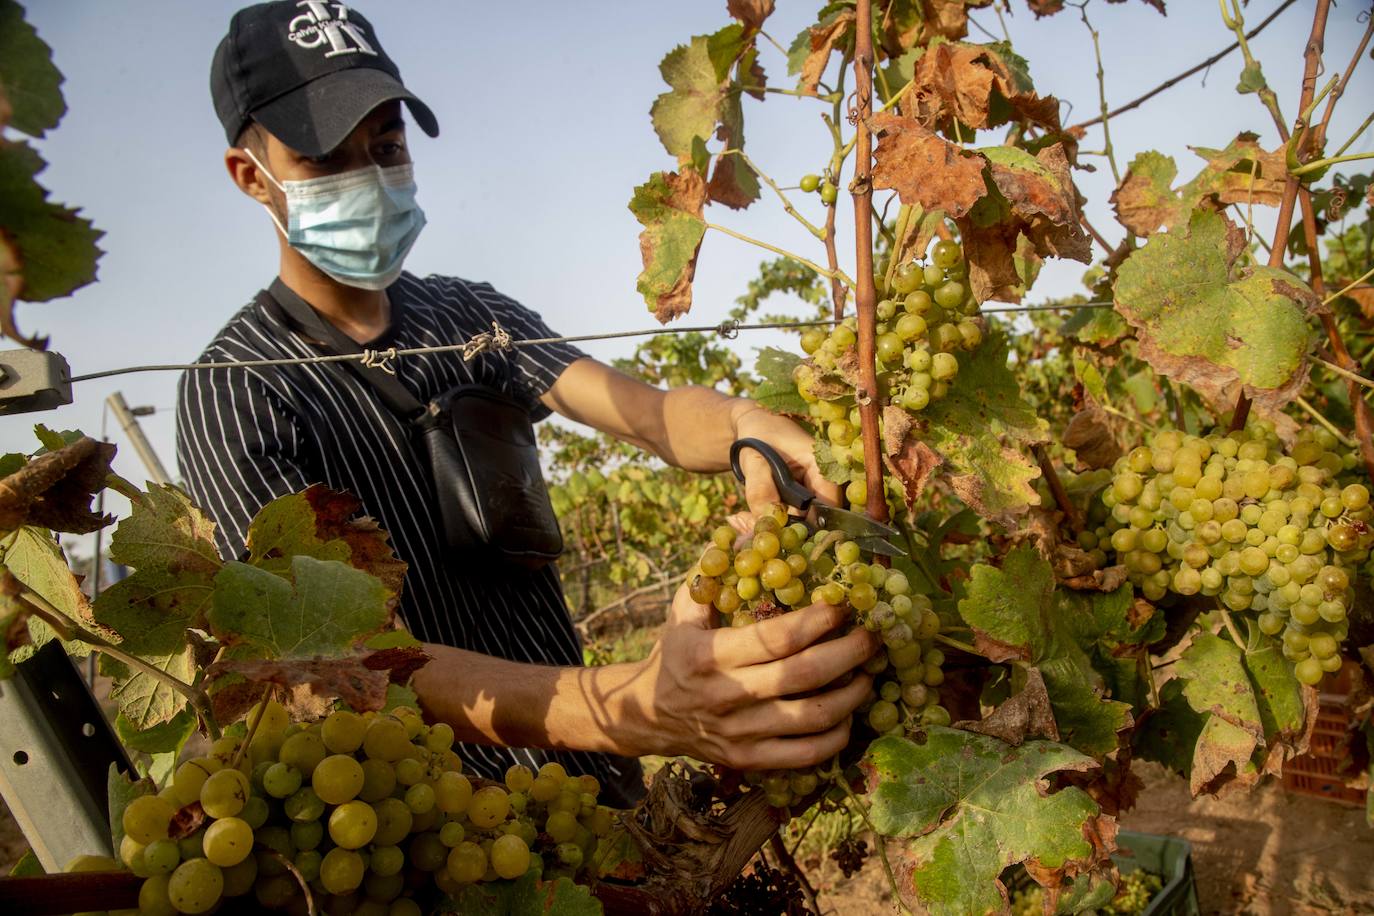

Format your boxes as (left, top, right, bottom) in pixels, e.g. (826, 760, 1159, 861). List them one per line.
(242, 146, 291, 240)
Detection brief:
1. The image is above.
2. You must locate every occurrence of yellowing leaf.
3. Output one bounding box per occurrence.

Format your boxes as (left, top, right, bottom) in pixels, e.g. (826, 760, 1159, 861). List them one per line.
(871, 113, 988, 218)
(629, 169, 707, 323)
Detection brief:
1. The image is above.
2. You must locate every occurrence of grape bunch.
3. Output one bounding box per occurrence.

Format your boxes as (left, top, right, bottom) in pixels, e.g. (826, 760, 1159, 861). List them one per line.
(113, 700, 614, 914)
(1089, 424, 1368, 685)
(794, 240, 983, 512)
(689, 506, 951, 808)
(1102, 869, 1164, 916)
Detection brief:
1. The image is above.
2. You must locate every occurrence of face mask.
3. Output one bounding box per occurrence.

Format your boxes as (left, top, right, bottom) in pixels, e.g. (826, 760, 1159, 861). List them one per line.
(245, 148, 426, 291)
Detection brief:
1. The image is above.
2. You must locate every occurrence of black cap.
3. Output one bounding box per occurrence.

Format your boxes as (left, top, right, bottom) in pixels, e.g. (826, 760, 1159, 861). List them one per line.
(211, 2, 439, 157)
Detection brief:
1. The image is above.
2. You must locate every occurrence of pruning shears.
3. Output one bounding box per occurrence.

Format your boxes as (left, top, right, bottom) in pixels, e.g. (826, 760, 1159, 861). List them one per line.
(729, 437, 905, 557)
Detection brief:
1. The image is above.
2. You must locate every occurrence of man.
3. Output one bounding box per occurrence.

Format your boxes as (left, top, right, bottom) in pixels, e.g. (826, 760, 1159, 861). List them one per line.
(179, 1, 876, 805)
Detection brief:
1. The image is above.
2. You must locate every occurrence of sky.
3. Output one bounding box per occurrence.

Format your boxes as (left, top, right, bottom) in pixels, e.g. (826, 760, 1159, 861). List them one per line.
(4, 0, 1373, 557)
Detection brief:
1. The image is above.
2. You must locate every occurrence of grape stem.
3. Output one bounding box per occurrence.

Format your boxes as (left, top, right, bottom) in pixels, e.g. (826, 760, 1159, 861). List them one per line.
(1293, 396, 1356, 448)
(704, 222, 855, 288)
(1217, 605, 1247, 649)
(718, 149, 827, 240)
(1290, 151, 1374, 177)
(15, 587, 221, 741)
(836, 770, 915, 916)
(934, 633, 980, 656)
(1324, 264, 1374, 307)
(1073, 2, 1121, 186)
(808, 530, 845, 564)
(260, 848, 317, 916)
(228, 684, 279, 771)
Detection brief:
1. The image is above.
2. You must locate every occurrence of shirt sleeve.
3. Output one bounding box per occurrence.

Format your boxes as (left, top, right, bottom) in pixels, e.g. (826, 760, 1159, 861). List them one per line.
(176, 360, 313, 561)
(457, 279, 588, 419)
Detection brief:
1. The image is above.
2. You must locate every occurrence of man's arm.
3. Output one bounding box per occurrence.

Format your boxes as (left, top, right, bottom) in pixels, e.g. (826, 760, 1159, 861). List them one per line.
(412, 587, 878, 770)
(540, 358, 842, 513)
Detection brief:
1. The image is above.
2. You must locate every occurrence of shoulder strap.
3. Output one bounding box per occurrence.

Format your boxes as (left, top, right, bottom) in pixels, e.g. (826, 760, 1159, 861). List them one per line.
(258, 278, 428, 421)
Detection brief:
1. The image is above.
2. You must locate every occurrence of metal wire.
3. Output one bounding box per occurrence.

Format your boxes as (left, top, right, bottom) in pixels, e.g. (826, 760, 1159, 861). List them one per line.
(67, 302, 1113, 384)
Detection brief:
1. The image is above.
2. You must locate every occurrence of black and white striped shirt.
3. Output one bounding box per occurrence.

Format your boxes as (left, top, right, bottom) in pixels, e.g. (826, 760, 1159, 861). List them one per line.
(176, 271, 642, 802)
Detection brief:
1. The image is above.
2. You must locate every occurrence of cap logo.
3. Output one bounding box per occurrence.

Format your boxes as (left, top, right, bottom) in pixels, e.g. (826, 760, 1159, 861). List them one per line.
(287, 1, 377, 58)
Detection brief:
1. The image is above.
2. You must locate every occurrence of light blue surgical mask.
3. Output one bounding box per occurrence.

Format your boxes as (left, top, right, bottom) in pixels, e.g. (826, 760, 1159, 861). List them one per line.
(245, 149, 426, 291)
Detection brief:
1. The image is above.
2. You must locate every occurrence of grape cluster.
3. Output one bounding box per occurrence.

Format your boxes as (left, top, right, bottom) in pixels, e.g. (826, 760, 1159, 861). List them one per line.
(1102, 869, 1164, 916)
(1089, 424, 1367, 685)
(828, 836, 869, 879)
(689, 507, 951, 808)
(113, 701, 613, 914)
(707, 862, 811, 916)
(794, 240, 983, 512)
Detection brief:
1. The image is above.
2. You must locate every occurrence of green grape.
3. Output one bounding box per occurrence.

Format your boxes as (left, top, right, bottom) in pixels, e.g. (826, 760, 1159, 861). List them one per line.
(320, 848, 366, 894)
(931, 239, 962, 269)
(799, 173, 821, 192)
(167, 858, 223, 914)
(359, 757, 398, 802)
(219, 856, 256, 897)
(313, 753, 365, 805)
(171, 759, 218, 807)
(284, 786, 325, 823)
(123, 795, 177, 845)
(491, 834, 531, 879)
(373, 797, 414, 846)
(1295, 656, 1324, 686)
(138, 875, 178, 916)
(328, 800, 379, 849)
(467, 785, 510, 828)
(262, 761, 302, 799)
(278, 730, 327, 776)
(447, 841, 487, 884)
(405, 782, 436, 814)
(289, 819, 323, 851)
(362, 716, 412, 762)
(370, 844, 406, 878)
(202, 817, 253, 868)
(143, 839, 180, 876)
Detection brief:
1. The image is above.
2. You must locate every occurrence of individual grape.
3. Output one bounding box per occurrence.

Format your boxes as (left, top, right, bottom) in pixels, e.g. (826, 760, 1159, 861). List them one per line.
(278, 730, 327, 776)
(262, 761, 302, 799)
(138, 875, 178, 916)
(123, 795, 177, 845)
(329, 800, 379, 849)
(313, 753, 365, 805)
(491, 834, 531, 879)
(362, 716, 411, 762)
(201, 817, 252, 868)
(171, 759, 217, 807)
(447, 842, 487, 884)
(219, 856, 256, 898)
(284, 786, 325, 823)
(320, 848, 366, 895)
(167, 858, 223, 914)
(799, 173, 821, 193)
(405, 782, 436, 814)
(143, 839, 180, 876)
(435, 771, 474, 814)
(289, 819, 323, 851)
(373, 797, 414, 846)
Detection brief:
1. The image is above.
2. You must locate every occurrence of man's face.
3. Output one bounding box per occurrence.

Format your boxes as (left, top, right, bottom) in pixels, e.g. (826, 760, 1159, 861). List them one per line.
(232, 100, 411, 217)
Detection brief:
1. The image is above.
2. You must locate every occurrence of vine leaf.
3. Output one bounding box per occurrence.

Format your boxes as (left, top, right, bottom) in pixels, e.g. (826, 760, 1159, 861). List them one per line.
(205, 650, 428, 725)
(1112, 135, 1287, 237)
(446, 869, 603, 916)
(751, 347, 807, 417)
(115, 708, 197, 759)
(3, 525, 95, 664)
(208, 556, 392, 660)
(907, 41, 1061, 137)
(870, 114, 987, 218)
(0, 0, 66, 138)
(863, 728, 1116, 916)
(0, 140, 103, 317)
(629, 169, 708, 322)
(0, 436, 114, 535)
(1113, 209, 1320, 412)
(707, 94, 760, 210)
(789, 8, 855, 96)
(651, 34, 731, 160)
(246, 485, 407, 609)
(917, 329, 1049, 528)
(957, 544, 1136, 756)
(107, 764, 156, 853)
(726, 0, 775, 33)
(101, 648, 196, 732)
(1030, 0, 1166, 16)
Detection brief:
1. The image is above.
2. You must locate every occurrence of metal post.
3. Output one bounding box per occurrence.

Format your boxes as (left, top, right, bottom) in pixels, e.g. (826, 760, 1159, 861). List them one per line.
(106, 392, 170, 485)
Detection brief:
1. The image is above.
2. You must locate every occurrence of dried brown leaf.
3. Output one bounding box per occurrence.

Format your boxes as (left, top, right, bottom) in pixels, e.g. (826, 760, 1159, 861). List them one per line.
(299, 485, 409, 602)
(955, 667, 1061, 745)
(799, 11, 855, 96)
(908, 42, 1062, 135)
(726, 0, 774, 31)
(1062, 405, 1122, 470)
(870, 113, 988, 218)
(885, 434, 943, 511)
(205, 650, 429, 725)
(0, 436, 115, 535)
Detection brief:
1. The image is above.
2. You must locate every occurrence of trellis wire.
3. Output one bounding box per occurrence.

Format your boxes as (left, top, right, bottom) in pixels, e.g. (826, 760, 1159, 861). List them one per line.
(67, 301, 1113, 384)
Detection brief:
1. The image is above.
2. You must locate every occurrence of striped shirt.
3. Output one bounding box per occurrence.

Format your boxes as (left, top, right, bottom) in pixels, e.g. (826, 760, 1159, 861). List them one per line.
(175, 271, 643, 803)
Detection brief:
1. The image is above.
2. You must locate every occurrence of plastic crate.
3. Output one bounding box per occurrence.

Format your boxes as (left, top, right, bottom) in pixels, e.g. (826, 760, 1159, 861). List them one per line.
(1280, 661, 1368, 808)
(1114, 830, 1200, 916)
(1004, 830, 1199, 915)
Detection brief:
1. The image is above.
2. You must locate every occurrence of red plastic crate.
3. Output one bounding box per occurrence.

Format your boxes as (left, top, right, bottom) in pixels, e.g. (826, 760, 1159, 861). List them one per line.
(1280, 662, 1367, 808)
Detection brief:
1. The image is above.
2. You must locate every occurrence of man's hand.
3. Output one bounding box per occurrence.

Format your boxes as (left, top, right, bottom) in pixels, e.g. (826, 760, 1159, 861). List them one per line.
(622, 583, 878, 770)
(731, 402, 843, 516)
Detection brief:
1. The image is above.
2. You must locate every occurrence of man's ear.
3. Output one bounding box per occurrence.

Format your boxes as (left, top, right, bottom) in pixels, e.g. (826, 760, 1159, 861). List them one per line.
(225, 147, 274, 206)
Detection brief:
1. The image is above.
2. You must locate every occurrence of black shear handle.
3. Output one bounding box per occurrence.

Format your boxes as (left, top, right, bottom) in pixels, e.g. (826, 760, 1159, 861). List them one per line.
(729, 438, 816, 512)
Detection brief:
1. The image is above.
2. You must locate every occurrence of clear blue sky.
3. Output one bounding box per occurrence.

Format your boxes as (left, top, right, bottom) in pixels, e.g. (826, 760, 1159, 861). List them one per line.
(4, 0, 1372, 552)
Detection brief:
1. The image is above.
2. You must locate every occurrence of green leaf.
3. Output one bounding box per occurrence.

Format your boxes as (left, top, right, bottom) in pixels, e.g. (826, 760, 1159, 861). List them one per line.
(1241, 621, 1306, 743)
(365, 629, 422, 650)
(208, 557, 391, 659)
(9, 850, 43, 877)
(1236, 61, 1266, 94)
(445, 870, 603, 916)
(1134, 679, 1206, 776)
(863, 729, 1110, 916)
(0, 0, 66, 137)
(107, 763, 156, 853)
(690, 136, 711, 175)
(918, 329, 1049, 527)
(1114, 210, 1318, 410)
(812, 439, 850, 486)
(650, 35, 728, 160)
(1060, 305, 1128, 346)
(32, 423, 80, 453)
(0, 140, 103, 302)
(751, 347, 806, 416)
(109, 485, 220, 572)
(115, 707, 197, 758)
(957, 545, 1134, 756)
(628, 170, 707, 322)
(3, 525, 92, 663)
(102, 649, 194, 731)
(383, 682, 419, 714)
(705, 23, 747, 83)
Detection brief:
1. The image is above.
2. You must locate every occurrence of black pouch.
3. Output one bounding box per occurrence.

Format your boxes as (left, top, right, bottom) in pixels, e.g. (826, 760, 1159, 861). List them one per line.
(259, 280, 563, 567)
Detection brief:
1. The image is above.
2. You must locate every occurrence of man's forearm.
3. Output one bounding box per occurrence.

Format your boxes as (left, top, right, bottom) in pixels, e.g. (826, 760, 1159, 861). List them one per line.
(411, 645, 655, 757)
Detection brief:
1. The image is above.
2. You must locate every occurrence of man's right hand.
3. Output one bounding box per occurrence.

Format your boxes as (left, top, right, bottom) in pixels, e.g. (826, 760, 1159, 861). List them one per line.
(620, 583, 880, 770)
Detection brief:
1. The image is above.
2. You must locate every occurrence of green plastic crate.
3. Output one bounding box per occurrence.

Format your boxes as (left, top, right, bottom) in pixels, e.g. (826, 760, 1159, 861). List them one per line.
(1005, 830, 1200, 915)
(1113, 830, 1200, 916)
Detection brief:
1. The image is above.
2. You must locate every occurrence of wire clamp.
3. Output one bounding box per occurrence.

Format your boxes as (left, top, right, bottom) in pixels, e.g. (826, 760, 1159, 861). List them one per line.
(715, 319, 741, 340)
(461, 322, 514, 361)
(360, 347, 399, 375)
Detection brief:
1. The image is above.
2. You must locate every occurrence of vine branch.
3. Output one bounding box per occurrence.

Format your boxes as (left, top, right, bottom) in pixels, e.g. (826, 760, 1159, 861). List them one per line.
(719, 149, 827, 239)
(704, 223, 855, 288)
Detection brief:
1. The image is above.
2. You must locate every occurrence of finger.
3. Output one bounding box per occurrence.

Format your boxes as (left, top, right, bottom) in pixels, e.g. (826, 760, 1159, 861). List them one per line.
(739, 626, 880, 699)
(737, 448, 784, 515)
(732, 717, 854, 771)
(726, 673, 874, 741)
(711, 601, 850, 669)
(801, 465, 843, 509)
(725, 512, 754, 542)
